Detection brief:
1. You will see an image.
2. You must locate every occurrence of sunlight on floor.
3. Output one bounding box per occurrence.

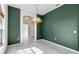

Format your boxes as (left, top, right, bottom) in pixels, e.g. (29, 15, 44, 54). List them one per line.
(17, 47, 44, 54)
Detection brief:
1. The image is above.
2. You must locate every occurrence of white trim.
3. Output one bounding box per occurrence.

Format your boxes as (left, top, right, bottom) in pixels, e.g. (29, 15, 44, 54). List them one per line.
(20, 9, 23, 44)
(6, 5, 8, 46)
(41, 39, 79, 54)
(34, 23, 37, 41)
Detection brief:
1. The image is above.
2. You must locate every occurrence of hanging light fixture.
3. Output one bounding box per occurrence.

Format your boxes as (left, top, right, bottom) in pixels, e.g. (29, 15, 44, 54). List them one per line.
(32, 4, 42, 23)
(32, 4, 42, 41)
(32, 17, 42, 23)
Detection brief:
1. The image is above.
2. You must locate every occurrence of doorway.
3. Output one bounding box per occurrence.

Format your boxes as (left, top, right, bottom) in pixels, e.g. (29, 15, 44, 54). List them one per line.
(22, 24, 29, 43)
(22, 16, 34, 43)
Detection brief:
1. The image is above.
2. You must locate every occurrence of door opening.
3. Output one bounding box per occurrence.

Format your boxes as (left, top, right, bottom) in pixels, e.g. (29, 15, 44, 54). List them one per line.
(22, 24, 29, 43)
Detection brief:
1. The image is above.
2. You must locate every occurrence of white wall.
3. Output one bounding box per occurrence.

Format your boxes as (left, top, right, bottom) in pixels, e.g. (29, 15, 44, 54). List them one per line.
(0, 4, 8, 54)
(21, 10, 35, 44)
(4, 4, 35, 44)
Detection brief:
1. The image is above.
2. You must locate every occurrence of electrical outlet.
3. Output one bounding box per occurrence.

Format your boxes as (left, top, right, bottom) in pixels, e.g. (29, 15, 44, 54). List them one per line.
(17, 37, 19, 40)
(54, 37, 56, 40)
(74, 30, 77, 34)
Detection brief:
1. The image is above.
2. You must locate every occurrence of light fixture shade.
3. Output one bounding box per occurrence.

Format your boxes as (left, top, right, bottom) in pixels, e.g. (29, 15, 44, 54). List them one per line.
(23, 16, 33, 24)
(32, 17, 42, 23)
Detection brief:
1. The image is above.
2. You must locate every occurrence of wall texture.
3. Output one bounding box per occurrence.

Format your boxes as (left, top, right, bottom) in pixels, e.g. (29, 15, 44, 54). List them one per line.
(41, 4, 79, 51)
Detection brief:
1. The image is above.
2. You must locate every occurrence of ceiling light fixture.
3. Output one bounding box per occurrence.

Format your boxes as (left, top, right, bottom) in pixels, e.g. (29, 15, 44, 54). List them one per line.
(32, 4, 42, 23)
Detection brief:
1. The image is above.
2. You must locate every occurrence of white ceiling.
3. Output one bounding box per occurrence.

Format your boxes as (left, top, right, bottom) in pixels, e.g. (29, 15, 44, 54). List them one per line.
(37, 4, 63, 15)
(8, 4, 36, 17)
(8, 4, 63, 16)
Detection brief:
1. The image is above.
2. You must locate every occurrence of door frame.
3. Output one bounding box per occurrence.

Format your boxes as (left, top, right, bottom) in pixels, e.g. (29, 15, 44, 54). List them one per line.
(20, 8, 23, 44)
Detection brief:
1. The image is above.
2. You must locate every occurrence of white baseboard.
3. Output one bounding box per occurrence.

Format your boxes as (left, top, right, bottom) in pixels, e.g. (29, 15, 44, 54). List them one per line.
(40, 39, 79, 54)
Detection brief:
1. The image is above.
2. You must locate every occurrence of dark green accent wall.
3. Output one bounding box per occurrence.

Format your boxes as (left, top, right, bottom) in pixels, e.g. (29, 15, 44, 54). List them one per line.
(37, 24, 42, 39)
(41, 4, 79, 51)
(37, 14, 42, 40)
(8, 6, 20, 45)
(77, 5, 79, 51)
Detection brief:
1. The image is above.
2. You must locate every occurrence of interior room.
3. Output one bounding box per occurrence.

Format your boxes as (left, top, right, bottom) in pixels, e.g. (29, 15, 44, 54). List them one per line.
(0, 4, 79, 54)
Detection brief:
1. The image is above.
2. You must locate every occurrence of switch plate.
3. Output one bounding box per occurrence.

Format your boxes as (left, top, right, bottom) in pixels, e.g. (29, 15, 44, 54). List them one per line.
(54, 37, 56, 40)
